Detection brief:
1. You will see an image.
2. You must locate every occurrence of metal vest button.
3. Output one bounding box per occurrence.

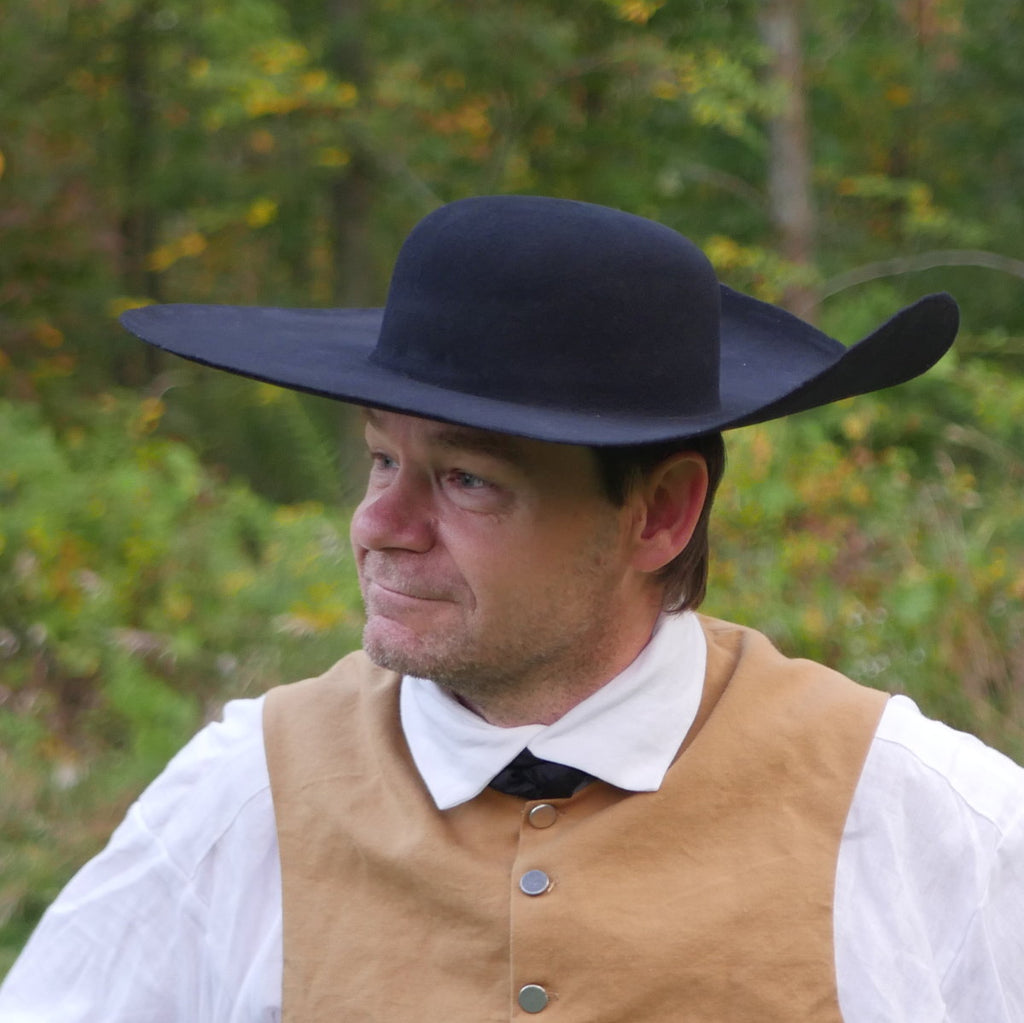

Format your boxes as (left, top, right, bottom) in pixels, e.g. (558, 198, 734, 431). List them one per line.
(528, 803, 558, 828)
(519, 869, 551, 896)
(518, 984, 549, 1013)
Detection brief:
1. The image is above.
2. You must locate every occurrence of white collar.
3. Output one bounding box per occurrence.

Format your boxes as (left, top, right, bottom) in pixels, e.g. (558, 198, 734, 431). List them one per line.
(400, 611, 707, 810)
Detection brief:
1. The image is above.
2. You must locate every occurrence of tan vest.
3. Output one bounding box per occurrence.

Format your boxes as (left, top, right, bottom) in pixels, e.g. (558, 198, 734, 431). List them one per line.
(264, 616, 886, 1022)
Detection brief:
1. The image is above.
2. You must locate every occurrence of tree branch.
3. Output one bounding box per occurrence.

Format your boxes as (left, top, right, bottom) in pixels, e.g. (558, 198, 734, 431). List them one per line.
(821, 249, 1024, 300)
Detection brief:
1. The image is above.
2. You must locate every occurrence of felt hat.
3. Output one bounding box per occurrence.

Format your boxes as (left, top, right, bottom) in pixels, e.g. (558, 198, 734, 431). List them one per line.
(120, 195, 959, 445)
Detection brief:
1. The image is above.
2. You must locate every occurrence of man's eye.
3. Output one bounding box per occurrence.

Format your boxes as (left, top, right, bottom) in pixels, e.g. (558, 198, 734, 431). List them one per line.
(370, 452, 397, 471)
(449, 471, 489, 490)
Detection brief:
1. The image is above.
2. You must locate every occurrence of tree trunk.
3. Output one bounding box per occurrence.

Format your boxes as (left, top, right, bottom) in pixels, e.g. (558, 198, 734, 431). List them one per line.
(120, 0, 162, 380)
(325, 0, 377, 307)
(322, 0, 377, 502)
(758, 0, 819, 321)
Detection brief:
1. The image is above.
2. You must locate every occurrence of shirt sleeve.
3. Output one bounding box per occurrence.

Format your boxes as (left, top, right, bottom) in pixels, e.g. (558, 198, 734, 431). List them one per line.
(836, 694, 1024, 1022)
(0, 696, 283, 1023)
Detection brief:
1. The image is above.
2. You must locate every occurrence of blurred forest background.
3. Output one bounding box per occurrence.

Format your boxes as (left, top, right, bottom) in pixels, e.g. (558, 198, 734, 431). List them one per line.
(3, 0, 1024, 973)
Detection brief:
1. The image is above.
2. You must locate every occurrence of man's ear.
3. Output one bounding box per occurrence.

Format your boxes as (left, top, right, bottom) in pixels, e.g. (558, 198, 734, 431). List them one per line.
(629, 453, 709, 575)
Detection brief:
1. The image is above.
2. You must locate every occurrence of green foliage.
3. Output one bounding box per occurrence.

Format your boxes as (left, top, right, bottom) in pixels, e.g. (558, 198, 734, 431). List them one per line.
(706, 350, 1024, 760)
(0, 393, 363, 971)
(3, 0, 1024, 983)
(8, 0, 1024, 505)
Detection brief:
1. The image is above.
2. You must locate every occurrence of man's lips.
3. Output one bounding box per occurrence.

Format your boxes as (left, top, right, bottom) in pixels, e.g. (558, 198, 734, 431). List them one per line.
(366, 579, 450, 603)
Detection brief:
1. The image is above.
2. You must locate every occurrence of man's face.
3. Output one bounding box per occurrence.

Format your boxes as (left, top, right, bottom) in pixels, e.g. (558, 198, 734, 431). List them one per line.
(350, 410, 657, 721)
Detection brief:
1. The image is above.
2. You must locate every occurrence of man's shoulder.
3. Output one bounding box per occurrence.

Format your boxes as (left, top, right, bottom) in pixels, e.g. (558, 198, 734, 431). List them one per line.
(696, 614, 851, 675)
(132, 695, 275, 877)
(867, 695, 1024, 834)
(695, 614, 887, 712)
(266, 647, 401, 720)
(698, 614, 1024, 826)
(698, 615, 874, 682)
(267, 648, 394, 704)
(846, 694, 1024, 913)
(839, 695, 1024, 1014)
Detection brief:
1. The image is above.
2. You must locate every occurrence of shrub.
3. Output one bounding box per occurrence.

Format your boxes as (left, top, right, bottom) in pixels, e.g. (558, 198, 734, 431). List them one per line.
(706, 352, 1024, 758)
(0, 394, 362, 970)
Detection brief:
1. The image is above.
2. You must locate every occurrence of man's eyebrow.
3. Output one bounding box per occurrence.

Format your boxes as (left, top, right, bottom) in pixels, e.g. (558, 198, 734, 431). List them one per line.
(362, 408, 529, 464)
(432, 426, 530, 464)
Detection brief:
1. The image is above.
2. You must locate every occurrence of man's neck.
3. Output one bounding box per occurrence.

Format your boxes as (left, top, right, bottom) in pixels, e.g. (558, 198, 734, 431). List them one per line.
(449, 609, 663, 728)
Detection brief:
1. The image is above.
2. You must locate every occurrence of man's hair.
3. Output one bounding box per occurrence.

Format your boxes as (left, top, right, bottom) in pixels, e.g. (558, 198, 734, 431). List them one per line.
(591, 432, 726, 613)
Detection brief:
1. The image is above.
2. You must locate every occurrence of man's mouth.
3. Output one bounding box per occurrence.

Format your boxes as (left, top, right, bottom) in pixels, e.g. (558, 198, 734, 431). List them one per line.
(367, 579, 447, 603)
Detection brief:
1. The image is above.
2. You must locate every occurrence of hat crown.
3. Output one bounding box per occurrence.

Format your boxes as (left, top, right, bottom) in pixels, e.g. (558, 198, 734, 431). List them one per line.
(372, 196, 722, 418)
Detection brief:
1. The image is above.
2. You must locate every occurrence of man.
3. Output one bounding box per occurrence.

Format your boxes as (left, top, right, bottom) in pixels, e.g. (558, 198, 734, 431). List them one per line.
(1, 196, 1022, 1021)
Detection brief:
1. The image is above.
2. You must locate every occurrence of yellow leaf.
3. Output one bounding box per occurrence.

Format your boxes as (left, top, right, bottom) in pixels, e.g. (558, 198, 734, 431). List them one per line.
(614, 0, 665, 24)
(178, 231, 207, 257)
(255, 381, 284, 404)
(247, 197, 279, 228)
(801, 605, 828, 639)
(108, 296, 155, 318)
(848, 482, 871, 507)
(652, 79, 680, 101)
(316, 146, 350, 169)
(333, 81, 359, 107)
(249, 129, 276, 154)
(221, 570, 256, 596)
(165, 590, 194, 622)
(32, 321, 64, 349)
(146, 245, 177, 272)
(301, 70, 328, 93)
(886, 84, 912, 107)
(841, 413, 869, 442)
(134, 397, 166, 434)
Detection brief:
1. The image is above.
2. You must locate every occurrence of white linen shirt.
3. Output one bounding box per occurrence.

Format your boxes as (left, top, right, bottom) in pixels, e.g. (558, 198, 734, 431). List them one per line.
(2, 612, 1023, 1022)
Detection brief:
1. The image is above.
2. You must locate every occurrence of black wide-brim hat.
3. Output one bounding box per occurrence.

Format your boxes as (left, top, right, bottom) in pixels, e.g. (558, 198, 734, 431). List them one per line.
(121, 195, 959, 446)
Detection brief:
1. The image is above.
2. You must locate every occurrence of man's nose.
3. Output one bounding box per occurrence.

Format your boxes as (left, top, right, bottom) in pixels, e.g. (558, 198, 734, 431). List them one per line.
(350, 471, 435, 554)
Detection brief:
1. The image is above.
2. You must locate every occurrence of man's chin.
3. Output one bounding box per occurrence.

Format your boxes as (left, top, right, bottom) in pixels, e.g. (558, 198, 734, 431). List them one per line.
(362, 618, 436, 678)
(361, 618, 482, 690)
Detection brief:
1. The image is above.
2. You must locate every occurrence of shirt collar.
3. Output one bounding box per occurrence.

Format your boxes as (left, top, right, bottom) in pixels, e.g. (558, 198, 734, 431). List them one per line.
(400, 611, 707, 810)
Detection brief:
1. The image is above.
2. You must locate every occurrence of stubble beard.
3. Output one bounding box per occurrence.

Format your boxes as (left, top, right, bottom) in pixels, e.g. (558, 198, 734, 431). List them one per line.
(361, 604, 629, 725)
(359, 535, 635, 718)
(361, 608, 599, 700)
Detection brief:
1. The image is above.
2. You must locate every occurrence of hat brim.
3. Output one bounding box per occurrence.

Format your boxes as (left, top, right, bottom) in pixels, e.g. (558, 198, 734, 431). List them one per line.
(120, 287, 958, 446)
